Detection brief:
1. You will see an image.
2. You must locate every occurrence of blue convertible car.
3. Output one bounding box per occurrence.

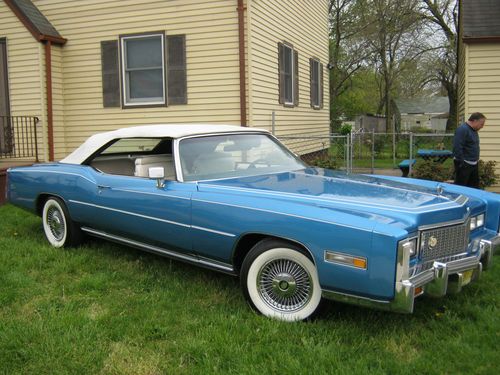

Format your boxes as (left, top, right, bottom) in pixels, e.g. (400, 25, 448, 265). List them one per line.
(6, 125, 500, 321)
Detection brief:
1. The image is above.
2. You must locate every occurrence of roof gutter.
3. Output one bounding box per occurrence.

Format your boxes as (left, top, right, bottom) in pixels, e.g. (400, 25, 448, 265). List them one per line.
(463, 36, 500, 44)
(237, 0, 247, 127)
(44, 40, 54, 161)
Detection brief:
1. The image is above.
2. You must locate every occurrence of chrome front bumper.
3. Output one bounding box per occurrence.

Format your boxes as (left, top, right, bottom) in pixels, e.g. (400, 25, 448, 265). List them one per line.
(322, 234, 500, 314)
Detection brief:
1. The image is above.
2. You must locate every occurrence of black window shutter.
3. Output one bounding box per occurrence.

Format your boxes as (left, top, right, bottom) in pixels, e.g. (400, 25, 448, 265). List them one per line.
(100, 40, 120, 107)
(320, 62, 324, 109)
(167, 35, 187, 105)
(294, 50, 299, 106)
(309, 58, 314, 108)
(278, 43, 285, 104)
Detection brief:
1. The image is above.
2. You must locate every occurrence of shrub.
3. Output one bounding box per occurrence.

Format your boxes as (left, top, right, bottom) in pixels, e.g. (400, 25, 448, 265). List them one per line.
(479, 160, 498, 189)
(309, 156, 338, 170)
(412, 159, 498, 190)
(412, 160, 452, 182)
(340, 123, 352, 135)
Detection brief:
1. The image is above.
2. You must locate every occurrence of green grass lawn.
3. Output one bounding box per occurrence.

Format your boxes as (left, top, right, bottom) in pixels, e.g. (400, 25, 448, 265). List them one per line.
(1, 204, 499, 375)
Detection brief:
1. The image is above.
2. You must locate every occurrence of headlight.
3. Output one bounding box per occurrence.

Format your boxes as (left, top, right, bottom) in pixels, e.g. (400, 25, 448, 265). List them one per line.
(470, 214, 485, 230)
(470, 217, 477, 230)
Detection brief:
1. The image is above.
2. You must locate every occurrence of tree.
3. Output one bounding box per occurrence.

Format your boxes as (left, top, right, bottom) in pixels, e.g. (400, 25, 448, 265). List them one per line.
(420, 0, 458, 131)
(329, 0, 372, 129)
(360, 0, 431, 133)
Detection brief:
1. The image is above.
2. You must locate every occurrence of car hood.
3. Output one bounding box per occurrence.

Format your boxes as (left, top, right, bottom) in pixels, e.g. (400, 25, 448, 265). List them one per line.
(197, 168, 482, 232)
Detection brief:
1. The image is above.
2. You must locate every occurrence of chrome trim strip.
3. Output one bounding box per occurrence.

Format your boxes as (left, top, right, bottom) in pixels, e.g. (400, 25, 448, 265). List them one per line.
(191, 198, 374, 232)
(10, 169, 95, 184)
(80, 227, 235, 274)
(69, 200, 190, 228)
(199, 184, 464, 213)
(418, 217, 471, 231)
(191, 225, 236, 237)
(322, 289, 390, 305)
(112, 188, 191, 200)
(70, 200, 235, 238)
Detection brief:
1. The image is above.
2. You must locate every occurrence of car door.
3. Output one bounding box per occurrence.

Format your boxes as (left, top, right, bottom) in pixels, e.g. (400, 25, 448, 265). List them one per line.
(87, 170, 195, 254)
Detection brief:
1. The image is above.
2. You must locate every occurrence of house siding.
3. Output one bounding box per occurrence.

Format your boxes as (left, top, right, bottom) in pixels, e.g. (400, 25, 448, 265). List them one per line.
(34, 0, 243, 156)
(246, 0, 330, 143)
(0, 1, 46, 160)
(464, 43, 500, 192)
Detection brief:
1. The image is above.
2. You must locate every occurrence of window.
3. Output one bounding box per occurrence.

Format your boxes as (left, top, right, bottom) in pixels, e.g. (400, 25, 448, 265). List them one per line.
(120, 33, 165, 106)
(278, 42, 298, 106)
(310, 58, 323, 109)
(102, 34, 187, 108)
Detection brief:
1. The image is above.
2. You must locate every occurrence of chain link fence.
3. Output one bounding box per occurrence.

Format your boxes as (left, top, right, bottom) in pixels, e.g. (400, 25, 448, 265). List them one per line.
(277, 131, 454, 178)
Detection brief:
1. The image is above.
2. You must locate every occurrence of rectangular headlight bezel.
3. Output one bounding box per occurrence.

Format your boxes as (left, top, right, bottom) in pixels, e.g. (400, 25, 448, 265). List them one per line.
(476, 214, 485, 228)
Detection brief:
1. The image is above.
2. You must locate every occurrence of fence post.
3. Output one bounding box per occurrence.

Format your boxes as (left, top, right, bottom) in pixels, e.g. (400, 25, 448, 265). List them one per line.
(393, 131, 396, 168)
(409, 132, 413, 177)
(371, 129, 375, 174)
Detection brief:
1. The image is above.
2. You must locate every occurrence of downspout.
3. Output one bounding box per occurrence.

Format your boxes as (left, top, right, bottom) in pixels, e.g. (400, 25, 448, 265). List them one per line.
(44, 40, 54, 161)
(237, 0, 247, 126)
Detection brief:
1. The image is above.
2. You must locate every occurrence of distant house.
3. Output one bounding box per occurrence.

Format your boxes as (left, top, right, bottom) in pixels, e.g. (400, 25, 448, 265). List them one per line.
(393, 97, 449, 133)
(458, 0, 500, 192)
(354, 114, 386, 133)
(0, 0, 329, 163)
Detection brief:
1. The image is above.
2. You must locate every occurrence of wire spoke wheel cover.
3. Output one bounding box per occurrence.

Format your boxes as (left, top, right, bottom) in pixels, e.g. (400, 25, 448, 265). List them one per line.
(242, 243, 321, 321)
(258, 258, 312, 312)
(47, 206, 66, 241)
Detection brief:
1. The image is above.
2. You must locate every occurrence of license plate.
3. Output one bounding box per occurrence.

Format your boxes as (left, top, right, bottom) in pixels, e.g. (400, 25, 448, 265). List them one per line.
(462, 270, 474, 286)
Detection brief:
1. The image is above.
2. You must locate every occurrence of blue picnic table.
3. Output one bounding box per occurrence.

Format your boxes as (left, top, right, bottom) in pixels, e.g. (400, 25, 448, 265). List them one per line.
(417, 149, 453, 163)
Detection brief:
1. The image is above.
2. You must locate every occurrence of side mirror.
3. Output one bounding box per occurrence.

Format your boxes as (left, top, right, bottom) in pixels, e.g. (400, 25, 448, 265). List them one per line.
(148, 167, 165, 188)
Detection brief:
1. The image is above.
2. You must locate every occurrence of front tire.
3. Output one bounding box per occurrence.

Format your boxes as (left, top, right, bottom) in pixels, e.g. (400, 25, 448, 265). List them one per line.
(42, 197, 82, 248)
(241, 239, 321, 321)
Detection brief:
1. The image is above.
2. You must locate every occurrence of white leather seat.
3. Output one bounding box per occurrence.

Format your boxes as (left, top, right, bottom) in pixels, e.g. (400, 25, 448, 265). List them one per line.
(134, 154, 175, 179)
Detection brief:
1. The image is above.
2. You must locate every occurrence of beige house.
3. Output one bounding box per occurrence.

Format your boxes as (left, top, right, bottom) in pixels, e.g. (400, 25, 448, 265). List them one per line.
(458, 0, 500, 192)
(0, 0, 329, 166)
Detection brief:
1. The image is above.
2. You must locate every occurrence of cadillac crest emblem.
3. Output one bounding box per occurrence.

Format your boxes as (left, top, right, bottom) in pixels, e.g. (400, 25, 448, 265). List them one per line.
(428, 236, 438, 248)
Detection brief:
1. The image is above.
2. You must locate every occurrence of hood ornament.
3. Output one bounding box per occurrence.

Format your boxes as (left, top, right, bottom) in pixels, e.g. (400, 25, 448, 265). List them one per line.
(436, 184, 444, 196)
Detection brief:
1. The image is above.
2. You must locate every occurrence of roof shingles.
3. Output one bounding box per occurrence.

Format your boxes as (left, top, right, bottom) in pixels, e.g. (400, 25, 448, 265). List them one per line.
(4, 0, 66, 44)
(462, 0, 500, 39)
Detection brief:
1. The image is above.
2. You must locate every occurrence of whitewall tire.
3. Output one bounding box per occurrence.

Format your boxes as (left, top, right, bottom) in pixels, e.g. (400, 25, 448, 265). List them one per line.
(241, 240, 321, 321)
(42, 197, 82, 248)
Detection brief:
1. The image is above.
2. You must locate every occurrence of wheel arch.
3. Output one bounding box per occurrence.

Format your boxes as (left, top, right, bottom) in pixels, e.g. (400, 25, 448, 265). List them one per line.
(36, 193, 66, 216)
(231, 233, 316, 275)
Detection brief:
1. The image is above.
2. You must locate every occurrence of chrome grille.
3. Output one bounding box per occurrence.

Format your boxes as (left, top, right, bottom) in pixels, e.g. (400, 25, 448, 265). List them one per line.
(420, 222, 470, 262)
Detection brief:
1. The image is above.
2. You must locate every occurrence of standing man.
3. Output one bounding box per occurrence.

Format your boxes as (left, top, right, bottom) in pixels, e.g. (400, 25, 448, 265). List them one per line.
(453, 112, 486, 188)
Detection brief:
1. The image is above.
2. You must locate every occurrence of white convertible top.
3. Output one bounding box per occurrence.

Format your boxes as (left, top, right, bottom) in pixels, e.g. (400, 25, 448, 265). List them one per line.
(60, 124, 267, 164)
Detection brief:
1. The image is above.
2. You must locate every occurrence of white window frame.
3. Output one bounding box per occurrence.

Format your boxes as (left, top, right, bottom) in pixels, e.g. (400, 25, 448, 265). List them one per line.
(283, 44, 294, 106)
(311, 58, 321, 109)
(120, 33, 166, 107)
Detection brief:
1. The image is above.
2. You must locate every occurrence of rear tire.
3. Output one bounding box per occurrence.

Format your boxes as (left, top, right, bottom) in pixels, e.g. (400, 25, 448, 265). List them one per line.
(42, 197, 82, 248)
(241, 239, 321, 321)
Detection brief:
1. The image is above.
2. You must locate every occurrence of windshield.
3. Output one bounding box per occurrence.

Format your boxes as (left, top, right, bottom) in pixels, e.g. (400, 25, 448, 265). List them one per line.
(179, 133, 306, 181)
